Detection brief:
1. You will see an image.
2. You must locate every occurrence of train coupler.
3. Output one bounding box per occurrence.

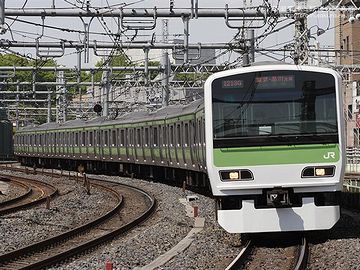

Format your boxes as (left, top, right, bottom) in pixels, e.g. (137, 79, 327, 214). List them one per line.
(266, 188, 290, 207)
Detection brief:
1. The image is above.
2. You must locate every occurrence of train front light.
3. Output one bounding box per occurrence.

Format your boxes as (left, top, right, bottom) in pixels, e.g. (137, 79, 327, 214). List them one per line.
(220, 170, 253, 181)
(315, 168, 326, 176)
(302, 166, 335, 178)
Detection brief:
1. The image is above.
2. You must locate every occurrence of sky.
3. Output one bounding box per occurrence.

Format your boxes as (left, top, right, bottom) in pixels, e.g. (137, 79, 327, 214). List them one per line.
(2, 0, 336, 68)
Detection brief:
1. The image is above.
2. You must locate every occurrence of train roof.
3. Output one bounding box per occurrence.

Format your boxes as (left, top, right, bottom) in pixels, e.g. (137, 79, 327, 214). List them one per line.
(17, 99, 204, 132)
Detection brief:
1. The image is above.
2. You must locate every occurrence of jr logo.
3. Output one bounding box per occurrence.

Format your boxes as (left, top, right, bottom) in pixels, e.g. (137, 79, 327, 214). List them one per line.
(323, 152, 336, 159)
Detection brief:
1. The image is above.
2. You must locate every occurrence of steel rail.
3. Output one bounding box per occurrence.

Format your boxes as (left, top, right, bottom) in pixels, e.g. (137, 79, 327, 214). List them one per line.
(0, 174, 58, 215)
(0, 177, 32, 207)
(0, 180, 123, 269)
(225, 239, 253, 270)
(0, 168, 156, 270)
(293, 237, 309, 270)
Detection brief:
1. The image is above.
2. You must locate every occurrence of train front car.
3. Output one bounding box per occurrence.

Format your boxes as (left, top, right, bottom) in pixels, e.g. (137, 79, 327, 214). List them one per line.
(204, 64, 345, 233)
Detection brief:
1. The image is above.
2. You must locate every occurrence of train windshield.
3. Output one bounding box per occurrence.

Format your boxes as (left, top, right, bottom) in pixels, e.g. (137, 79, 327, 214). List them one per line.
(212, 70, 338, 148)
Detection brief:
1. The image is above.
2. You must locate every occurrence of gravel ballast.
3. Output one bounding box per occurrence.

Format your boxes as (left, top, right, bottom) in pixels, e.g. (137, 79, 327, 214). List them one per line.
(1, 169, 360, 270)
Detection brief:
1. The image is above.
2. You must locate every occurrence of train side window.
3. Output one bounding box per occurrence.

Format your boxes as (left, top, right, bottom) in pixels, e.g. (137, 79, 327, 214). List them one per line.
(153, 127, 158, 147)
(184, 123, 189, 147)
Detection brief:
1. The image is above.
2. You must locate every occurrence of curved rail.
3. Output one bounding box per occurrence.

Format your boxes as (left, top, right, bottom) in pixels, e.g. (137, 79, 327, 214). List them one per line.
(0, 180, 156, 270)
(225, 236, 308, 270)
(0, 177, 32, 207)
(225, 240, 253, 270)
(293, 237, 309, 270)
(0, 175, 58, 215)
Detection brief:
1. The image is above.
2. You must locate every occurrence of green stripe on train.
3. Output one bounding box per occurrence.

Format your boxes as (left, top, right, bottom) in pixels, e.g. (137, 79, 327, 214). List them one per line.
(213, 144, 340, 166)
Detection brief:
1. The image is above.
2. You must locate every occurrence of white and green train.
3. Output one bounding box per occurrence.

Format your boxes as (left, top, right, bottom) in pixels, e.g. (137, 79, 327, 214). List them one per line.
(14, 63, 345, 233)
(204, 63, 345, 233)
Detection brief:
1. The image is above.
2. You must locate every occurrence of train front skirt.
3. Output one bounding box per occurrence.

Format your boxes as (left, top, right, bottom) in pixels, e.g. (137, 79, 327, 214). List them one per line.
(217, 197, 340, 233)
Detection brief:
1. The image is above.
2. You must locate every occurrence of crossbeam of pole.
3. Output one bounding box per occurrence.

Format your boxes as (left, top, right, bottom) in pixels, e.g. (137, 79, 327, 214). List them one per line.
(0, 66, 161, 71)
(0, 81, 102, 86)
(4, 8, 273, 18)
(0, 40, 245, 50)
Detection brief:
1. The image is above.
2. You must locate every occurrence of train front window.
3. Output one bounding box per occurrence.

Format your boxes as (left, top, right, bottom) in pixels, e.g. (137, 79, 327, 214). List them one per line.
(212, 70, 338, 148)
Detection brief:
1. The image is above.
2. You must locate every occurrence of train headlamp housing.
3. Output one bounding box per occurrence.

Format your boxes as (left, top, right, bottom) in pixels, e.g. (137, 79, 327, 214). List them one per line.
(220, 170, 254, 181)
(302, 166, 335, 178)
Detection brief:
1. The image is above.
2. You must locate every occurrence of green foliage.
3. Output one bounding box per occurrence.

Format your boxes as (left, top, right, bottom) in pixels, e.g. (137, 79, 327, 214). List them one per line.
(0, 54, 58, 124)
(0, 54, 57, 87)
(174, 72, 211, 82)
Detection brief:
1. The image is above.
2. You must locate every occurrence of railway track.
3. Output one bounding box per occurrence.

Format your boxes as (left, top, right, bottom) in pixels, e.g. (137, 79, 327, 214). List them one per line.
(0, 168, 156, 270)
(0, 175, 58, 215)
(0, 176, 31, 204)
(226, 236, 308, 270)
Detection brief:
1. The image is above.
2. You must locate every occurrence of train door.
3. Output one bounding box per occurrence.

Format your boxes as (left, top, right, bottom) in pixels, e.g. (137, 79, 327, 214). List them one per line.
(159, 124, 167, 165)
(184, 122, 192, 166)
(60, 132, 64, 156)
(135, 128, 141, 161)
(128, 128, 136, 161)
(111, 129, 118, 159)
(120, 128, 127, 161)
(70, 132, 74, 157)
(175, 123, 182, 165)
(103, 129, 108, 159)
(144, 127, 148, 162)
(196, 119, 202, 169)
(151, 126, 158, 163)
(200, 117, 206, 167)
(81, 131, 85, 157)
(95, 130, 100, 158)
(169, 124, 175, 165)
(88, 131, 94, 157)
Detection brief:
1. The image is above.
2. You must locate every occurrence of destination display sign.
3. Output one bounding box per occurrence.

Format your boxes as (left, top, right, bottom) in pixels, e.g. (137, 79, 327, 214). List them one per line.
(255, 75, 295, 89)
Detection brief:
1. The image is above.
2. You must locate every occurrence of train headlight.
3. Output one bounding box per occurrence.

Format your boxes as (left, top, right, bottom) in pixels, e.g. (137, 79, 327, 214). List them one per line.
(220, 170, 253, 181)
(229, 171, 240, 180)
(302, 166, 335, 178)
(315, 168, 325, 176)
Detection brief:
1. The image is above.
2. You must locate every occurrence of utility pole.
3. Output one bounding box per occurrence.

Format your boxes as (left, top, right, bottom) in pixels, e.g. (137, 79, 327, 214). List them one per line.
(56, 71, 66, 123)
(16, 82, 19, 129)
(293, 0, 308, 64)
(76, 48, 82, 118)
(0, 0, 5, 34)
(248, 29, 255, 63)
(47, 90, 51, 123)
(102, 70, 111, 117)
(161, 19, 170, 106)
